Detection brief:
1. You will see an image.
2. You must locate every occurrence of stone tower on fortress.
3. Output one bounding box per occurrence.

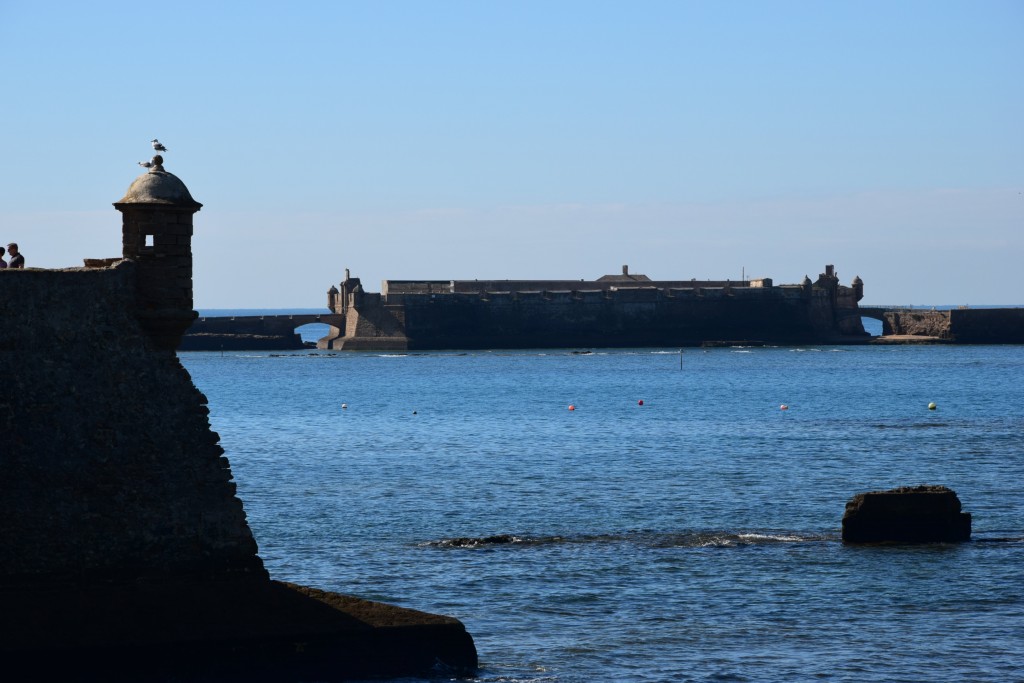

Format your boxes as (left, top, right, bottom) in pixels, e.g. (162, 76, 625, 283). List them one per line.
(0, 154, 476, 679)
(113, 156, 202, 351)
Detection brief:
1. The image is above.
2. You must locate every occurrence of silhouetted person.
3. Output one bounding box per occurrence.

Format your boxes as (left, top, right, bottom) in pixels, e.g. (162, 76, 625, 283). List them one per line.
(0, 246, 6, 269)
(7, 243, 24, 268)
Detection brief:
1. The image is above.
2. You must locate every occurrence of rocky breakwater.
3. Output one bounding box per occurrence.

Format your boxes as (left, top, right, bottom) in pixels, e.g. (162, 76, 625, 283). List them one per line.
(842, 485, 972, 543)
(0, 164, 476, 681)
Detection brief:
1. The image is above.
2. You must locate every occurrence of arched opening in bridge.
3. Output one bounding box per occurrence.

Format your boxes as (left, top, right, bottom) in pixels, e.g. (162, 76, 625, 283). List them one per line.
(860, 316, 883, 337)
(295, 322, 336, 346)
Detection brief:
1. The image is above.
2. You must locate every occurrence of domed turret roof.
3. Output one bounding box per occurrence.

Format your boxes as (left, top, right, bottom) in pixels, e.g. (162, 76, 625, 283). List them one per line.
(116, 168, 201, 208)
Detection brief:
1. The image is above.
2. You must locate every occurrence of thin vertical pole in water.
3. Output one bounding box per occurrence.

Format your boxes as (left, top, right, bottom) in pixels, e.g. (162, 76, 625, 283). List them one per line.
(679, 348, 683, 370)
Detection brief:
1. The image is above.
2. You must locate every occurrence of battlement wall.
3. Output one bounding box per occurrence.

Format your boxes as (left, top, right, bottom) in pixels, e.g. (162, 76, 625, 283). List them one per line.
(386, 282, 811, 306)
(396, 285, 836, 349)
(383, 280, 453, 295)
(383, 283, 794, 306)
(382, 278, 757, 298)
(448, 279, 750, 294)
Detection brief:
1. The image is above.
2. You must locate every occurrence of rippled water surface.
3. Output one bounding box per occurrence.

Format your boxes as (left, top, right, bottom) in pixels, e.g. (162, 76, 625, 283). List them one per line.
(180, 345, 1024, 682)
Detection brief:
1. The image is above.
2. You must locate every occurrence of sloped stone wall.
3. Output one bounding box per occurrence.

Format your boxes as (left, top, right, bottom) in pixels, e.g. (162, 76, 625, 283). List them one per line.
(0, 261, 265, 583)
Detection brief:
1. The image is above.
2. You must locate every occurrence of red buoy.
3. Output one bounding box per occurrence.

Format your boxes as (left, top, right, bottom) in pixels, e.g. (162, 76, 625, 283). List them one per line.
(638, 400, 644, 406)
(568, 404, 575, 411)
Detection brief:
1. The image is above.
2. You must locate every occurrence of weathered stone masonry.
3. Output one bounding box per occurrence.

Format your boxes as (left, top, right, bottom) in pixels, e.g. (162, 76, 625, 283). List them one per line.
(883, 308, 1024, 343)
(321, 264, 869, 350)
(0, 166, 477, 680)
(0, 170, 261, 581)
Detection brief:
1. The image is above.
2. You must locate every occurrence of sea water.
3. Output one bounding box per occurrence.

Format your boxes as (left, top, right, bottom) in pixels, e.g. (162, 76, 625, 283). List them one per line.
(179, 344, 1024, 682)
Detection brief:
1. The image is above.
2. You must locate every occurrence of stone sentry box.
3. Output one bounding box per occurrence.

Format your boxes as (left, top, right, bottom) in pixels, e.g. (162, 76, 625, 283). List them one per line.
(113, 160, 202, 351)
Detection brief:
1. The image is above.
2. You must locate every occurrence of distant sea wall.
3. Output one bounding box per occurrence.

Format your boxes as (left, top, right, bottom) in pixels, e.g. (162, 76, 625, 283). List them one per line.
(948, 308, 1024, 343)
(884, 308, 1024, 343)
(883, 310, 951, 338)
(398, 285, 840, 349)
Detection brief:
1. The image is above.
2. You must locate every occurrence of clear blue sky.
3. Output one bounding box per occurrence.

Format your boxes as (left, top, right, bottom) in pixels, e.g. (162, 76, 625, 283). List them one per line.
(1, 1, 1021, 307)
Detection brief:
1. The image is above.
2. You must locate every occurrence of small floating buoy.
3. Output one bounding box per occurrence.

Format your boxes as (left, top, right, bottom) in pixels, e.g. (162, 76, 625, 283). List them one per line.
(412, 410, 417, 415)
(780, 404, 789, 410)
(638, 399, 644, 406)
(928, 402, 937, 410)
(341, 403, 348, 410)
(568, 404, 575, 411)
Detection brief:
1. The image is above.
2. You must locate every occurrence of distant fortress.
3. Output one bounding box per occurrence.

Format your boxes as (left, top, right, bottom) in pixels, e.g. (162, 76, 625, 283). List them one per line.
(317, 264, 869, 350)
(182, 269, 1024, 350)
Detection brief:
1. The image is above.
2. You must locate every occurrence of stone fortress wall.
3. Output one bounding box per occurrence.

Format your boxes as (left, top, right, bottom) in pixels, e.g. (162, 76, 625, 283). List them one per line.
(0, 262, 265, 582)
(323, 264, 868, 350)
(0, 166, 261, 583)
(883, 307, 1024, 343)
(0, 162, 477, 680)
(949, 308, 1024, 343)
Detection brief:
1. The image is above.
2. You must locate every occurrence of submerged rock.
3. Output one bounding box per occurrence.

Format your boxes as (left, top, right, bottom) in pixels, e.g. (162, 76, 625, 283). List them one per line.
(442, 534, 519, 548)
(842, 485, 971, 543)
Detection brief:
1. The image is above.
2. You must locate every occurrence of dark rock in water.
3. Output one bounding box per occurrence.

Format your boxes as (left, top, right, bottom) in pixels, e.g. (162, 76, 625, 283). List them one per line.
(842, 485, 971, 543)
(443, 534, 518, 547)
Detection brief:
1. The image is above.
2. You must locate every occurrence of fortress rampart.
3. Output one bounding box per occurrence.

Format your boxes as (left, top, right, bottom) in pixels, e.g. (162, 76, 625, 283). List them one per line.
(0, 261, 264, 582)
(320, 265, 868, 350)
(883, 307, 1024, 343)
(950, 308, 1024, 343)
(0, 163, 476, 679)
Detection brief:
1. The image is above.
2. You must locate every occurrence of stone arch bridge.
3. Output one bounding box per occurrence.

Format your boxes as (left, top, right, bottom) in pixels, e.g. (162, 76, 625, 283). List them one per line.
(837, 306, 912, 336)
(181, 313, 344, 350)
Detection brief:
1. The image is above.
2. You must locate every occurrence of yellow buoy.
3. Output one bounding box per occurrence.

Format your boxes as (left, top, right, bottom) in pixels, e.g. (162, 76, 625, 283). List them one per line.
(928, 402, 937, 410)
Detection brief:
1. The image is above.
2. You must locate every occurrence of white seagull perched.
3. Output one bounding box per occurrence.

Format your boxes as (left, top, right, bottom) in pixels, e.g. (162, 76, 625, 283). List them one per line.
(138, 160, 154, 168)
(151, 139, 167, 152)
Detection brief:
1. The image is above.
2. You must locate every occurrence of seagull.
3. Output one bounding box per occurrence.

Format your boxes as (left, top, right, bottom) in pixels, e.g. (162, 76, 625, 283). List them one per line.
(151, 139, 167, 152)
(138, 160, 154, 168)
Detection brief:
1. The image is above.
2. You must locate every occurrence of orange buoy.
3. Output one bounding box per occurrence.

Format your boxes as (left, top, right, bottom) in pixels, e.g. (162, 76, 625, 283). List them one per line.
(568, 404, 575, 411)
